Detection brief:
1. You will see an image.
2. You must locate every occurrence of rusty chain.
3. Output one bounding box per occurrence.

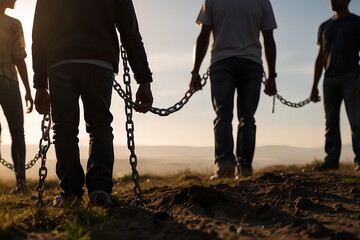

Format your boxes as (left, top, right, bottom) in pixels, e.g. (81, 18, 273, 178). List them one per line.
(35, 113, 52, 207)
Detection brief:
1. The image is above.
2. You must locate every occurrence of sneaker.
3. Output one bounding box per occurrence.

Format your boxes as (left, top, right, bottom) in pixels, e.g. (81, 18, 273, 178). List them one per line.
(11, 179, 32, 196)
(210, 160, 235, 180)
(53, 194, 82, 207)
(313, 161, 339, 172)
(240, 166, 253, 177)
(355, 162, 360, 171)
(89, 190, 114, 207)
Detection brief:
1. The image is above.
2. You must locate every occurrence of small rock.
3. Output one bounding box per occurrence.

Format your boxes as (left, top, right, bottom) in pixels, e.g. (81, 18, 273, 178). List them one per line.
(229, 225, 237, 232)
(295, 197, 315, 210)
(334, 204, 346, 212)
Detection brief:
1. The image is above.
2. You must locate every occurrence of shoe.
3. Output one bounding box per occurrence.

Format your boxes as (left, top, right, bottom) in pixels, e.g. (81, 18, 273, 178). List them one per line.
(53, 194, 82, 207)
(89, 190, 114, 207)
(354, 162, 360, 171)
(210, 160, 235, 180)
(11, 179, 32, 196)
(313, 161, 339, 172)
(240, 166, 253, 177)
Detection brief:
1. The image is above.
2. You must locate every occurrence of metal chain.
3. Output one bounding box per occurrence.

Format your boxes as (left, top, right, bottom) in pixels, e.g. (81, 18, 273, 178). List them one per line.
(262, 72, 312, 113)
(35, 113, 52, 207)
(113, 66, 209, 117)
(0, 145, 42, 171)
(120, 46, 146, 209)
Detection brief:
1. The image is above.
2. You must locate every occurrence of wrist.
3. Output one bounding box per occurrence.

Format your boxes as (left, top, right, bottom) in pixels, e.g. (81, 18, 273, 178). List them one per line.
(268, 72, 277, 78)
(140, 82, 151, 87)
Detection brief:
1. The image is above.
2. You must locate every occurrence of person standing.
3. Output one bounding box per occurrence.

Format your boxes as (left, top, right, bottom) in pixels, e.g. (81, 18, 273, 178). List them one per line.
(190, 0, 278, 178)
(0, 0, 33, 194)
(32, 0, 153, 206)
(311, 0, 360, 171)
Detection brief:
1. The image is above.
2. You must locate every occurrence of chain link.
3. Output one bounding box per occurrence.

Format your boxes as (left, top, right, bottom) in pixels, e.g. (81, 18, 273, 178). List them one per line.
(120, 46, 146, 209)
(35, 113, 52, 207)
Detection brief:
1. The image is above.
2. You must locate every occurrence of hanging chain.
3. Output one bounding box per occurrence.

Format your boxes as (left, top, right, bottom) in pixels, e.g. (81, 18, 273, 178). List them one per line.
(0, 144, 43, 171)
(262, 72, 312, 113)
(113, 65, 209, 117)
(120, 46, 146, 209)
(35, 113, 51, 207)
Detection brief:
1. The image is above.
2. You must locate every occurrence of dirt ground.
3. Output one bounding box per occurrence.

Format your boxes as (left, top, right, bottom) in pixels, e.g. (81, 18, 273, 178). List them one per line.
(4, 170, 360, 240)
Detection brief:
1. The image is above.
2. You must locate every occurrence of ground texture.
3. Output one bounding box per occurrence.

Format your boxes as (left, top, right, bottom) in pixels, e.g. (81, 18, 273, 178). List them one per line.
(1, 168, 360, 240)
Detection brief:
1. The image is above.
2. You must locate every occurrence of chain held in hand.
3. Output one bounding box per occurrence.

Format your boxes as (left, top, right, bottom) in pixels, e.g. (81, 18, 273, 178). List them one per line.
(262, 72, 311, 113)
(121, 46, 146, 209)
(113, 47, 209, 117)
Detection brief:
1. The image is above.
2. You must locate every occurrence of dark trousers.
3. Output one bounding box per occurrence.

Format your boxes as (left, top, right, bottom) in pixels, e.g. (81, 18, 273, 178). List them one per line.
(323, 72, 360, 164)
(48, 63, 114, 197)
(0, 82, 26, 182)
(210, 57, 263, 167)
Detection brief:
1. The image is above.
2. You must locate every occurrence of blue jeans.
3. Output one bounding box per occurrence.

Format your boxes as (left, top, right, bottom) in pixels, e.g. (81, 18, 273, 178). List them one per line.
(324, 72, 360, 164)
(48, 63, 114, 197)
(0, 82, 26, 182)
(210, 57, 263, 167)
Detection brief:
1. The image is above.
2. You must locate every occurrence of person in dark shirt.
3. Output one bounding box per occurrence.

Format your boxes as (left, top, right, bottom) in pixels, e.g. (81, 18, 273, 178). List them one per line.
(32, 0, 153, 207)
(310, 0, 360, 171)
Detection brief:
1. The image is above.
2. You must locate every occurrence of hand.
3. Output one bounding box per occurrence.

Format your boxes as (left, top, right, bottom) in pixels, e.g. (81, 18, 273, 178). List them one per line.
(189, 72, 203, 92)
(310, 86, 321, 102)
(24, 91, 33, 113)
(35, 89, 50, 114)
(264, 77, 277, 96)
(134, 82, 153, 113)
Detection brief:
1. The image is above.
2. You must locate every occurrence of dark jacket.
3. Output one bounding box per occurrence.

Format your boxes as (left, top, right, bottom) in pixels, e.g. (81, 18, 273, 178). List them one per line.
(32, 0, 152, 89)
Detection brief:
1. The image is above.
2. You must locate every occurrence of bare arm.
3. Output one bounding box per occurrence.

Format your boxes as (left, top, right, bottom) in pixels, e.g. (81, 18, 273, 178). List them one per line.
(262, 29, 277, 96)
(190, 24, 212, 92)
(310, 45, 324, 102)
(15, 59, 33, 113)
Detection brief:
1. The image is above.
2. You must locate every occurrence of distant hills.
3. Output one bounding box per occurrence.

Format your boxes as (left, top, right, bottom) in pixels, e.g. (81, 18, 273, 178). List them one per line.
(0, 144, 354, 181)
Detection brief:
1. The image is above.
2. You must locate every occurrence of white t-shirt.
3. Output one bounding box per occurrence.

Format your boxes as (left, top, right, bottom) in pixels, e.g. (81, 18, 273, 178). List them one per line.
(197, 0, 277, 65)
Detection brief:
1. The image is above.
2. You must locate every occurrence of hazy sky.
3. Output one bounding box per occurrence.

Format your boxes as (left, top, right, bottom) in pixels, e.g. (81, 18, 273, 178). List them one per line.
(1, 0, 360, 149)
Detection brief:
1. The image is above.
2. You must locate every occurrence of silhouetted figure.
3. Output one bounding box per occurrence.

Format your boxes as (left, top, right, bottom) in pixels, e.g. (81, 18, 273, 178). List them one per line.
(190, 0, 277, 179)
(311, 0, 360, 171)
(0, 0, 33, 195)
(32, 0, 153, 207)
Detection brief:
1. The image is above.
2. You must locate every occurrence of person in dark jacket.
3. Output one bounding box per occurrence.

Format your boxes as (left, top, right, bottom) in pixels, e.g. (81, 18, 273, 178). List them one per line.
(311, 0, 360, 172)
(32, 0, 153, 207)
(0, 0, 33, 195)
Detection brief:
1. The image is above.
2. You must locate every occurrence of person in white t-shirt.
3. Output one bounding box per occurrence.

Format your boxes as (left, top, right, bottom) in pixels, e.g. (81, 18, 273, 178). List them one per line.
(190, 0, 278, 178)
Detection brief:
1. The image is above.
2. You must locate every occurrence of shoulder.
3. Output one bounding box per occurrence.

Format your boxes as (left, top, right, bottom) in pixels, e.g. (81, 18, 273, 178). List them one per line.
(3, 14, 22, 30)
(349, 14, 360, 23)
(259, 0, 273, 8)
(319, 18, 333, 30)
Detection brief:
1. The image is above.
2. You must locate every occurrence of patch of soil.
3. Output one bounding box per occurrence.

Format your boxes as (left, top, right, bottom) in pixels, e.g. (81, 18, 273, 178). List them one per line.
(7, 171, 360, 239)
